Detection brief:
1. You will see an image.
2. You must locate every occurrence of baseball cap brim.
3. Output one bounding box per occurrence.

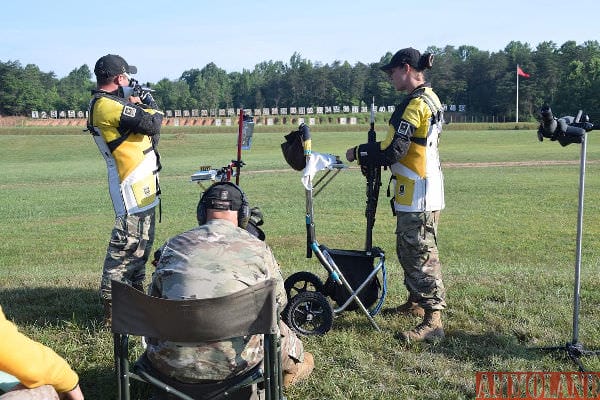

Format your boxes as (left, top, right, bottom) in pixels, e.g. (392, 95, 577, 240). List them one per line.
(379, 47, 421, 72)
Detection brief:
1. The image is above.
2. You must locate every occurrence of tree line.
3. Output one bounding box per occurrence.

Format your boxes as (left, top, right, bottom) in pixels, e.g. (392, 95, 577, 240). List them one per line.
(1, 40, 600, 123)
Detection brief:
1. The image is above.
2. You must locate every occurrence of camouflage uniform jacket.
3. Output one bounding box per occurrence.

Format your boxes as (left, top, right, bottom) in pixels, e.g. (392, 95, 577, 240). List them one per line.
(146, 219, 287, 382)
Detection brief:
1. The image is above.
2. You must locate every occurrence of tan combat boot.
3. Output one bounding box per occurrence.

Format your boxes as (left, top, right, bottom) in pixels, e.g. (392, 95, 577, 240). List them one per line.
(393, 300, 425, 318)
(103, 299, 112, 328)
(385, 295, 425, 317)
(283, 352, 314, 388)
(400, 310, 445, 342)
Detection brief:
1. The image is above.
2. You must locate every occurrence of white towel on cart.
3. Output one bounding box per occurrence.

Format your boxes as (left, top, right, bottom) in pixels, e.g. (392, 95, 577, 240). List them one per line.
(302, 152, 340, 190)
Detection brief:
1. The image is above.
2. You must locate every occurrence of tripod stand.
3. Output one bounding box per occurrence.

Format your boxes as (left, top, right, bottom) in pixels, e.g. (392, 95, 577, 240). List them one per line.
(542, 130, 600, 371)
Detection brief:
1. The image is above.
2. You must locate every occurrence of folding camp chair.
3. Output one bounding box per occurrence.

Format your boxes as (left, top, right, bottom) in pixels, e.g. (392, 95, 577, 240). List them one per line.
(111, 279, 284, 400)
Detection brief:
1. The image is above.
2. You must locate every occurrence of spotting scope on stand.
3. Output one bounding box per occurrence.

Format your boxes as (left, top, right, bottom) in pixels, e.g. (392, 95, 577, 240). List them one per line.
(537, 105, 600, 371)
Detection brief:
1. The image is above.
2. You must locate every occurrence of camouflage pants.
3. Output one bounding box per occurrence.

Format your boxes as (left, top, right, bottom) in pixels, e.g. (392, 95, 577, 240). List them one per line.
(395, 211, 446, 310)
(100, 208, 156, 300)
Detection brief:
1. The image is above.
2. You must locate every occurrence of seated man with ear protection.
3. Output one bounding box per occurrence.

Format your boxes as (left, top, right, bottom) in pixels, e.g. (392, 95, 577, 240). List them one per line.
(146, 182, 314, 390)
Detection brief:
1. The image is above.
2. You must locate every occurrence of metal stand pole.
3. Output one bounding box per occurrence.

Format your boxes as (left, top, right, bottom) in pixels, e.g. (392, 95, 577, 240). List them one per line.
(543, 132, 600, 371)
(572, 130, 587, 346)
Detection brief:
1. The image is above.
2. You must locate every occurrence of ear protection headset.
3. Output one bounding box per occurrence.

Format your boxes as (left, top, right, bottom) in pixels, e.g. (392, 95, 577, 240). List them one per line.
(196, 182, 250, 228)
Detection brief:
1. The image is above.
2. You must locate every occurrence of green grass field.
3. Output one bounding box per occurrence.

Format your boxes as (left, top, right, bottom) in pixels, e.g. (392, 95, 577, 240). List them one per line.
(1, 125, 600, 399)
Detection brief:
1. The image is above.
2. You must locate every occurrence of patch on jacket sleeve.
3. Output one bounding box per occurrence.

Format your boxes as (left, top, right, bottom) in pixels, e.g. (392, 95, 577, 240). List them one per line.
(123, 105, 137, 118)
(395, 120, 411, 140)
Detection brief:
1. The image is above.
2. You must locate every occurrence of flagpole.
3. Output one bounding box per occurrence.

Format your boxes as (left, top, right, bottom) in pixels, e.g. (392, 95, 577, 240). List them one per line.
(516, 64, 519, 123)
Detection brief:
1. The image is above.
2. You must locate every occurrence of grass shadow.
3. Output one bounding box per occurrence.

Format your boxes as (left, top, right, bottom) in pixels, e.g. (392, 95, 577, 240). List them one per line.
(327, 315, 548, 368)
(79, 365, 154, 400)
(79, 365, 118, 400)
(0, 286, 101, 329)
(330, 312, 384, 332)
(429, 329, 544, 369)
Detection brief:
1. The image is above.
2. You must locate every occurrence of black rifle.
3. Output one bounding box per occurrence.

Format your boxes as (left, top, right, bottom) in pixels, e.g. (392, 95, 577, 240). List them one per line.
(365, 98, 381, 252)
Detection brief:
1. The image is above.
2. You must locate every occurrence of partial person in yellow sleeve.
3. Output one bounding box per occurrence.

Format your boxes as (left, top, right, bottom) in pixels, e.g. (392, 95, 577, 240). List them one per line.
(0, 306, 84, 399)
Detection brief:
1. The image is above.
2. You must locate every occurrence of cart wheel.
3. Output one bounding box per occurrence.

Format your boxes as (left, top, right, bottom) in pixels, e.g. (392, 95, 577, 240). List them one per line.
(283, 291, 334, 336)
(284, 271, 324, 299)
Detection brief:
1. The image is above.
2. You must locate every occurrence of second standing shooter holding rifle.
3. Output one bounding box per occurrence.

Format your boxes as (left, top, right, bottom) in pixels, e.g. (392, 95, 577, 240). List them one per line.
(87, 54, 163, 327)
(345, 47, 446, 342)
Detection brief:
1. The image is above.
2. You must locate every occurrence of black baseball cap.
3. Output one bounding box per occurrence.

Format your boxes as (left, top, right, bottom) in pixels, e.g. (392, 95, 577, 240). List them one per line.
(200, 182, 244, 212)
(380, 47, 421, 72)
(94, 54, 137, 78)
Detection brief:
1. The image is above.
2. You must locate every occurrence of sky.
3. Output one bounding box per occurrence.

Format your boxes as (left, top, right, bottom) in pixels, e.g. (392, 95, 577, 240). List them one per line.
(1, 0, 598, 84)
